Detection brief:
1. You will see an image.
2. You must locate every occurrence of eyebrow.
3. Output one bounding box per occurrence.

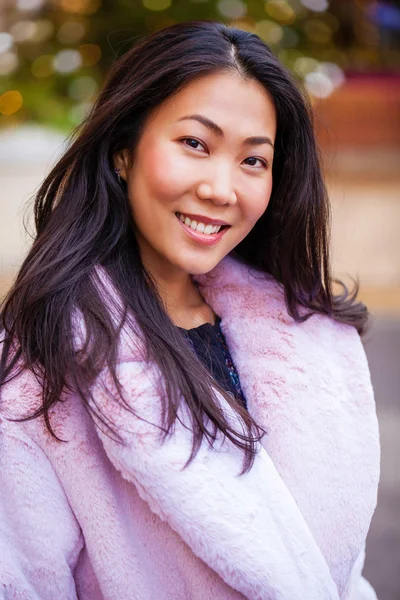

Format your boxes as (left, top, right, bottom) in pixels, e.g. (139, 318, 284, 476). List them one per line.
(177, 114, 274, 149)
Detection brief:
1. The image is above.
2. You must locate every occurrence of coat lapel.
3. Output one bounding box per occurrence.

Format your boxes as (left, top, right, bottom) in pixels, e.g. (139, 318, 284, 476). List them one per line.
(91, 257, 346, 600)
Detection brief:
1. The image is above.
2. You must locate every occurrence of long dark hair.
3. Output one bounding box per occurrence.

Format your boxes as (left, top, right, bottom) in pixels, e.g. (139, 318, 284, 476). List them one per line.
(0, 20, 367, 474)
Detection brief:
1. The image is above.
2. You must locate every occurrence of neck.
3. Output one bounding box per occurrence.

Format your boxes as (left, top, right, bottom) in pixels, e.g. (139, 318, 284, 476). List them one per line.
(139, 248, 215, 329)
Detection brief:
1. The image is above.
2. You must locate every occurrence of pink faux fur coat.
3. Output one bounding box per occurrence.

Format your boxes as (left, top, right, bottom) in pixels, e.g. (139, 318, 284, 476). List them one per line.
(0, 255, 380, 600)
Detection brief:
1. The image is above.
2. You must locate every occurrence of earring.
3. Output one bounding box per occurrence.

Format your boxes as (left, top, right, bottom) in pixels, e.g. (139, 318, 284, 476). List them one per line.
(114, 167, 121, 183)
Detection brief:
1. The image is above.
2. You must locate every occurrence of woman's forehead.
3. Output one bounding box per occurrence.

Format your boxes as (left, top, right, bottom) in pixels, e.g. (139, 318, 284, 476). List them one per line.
(147, 71, 277, 141)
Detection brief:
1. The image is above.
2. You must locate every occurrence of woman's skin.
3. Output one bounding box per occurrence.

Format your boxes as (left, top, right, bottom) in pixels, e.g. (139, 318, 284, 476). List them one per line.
(115, 71, 277, 329)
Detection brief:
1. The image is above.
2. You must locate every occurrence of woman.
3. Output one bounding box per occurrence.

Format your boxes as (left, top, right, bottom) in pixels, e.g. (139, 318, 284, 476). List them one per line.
(0, 20, 379, 600)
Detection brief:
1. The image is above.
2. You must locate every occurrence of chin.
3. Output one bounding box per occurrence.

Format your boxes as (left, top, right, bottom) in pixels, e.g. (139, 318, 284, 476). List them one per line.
(184, 256, 225, 277)
(186, 258, 227, 276)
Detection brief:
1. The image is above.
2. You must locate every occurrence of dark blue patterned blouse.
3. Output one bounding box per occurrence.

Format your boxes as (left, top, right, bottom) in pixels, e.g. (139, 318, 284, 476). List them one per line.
(178, 316, 247, 410)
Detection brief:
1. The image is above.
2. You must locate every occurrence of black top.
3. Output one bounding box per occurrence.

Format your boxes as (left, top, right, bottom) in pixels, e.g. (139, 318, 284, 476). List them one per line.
(178, 317, 247, 410)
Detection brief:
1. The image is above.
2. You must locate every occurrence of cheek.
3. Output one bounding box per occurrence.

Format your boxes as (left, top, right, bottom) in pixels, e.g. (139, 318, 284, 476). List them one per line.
(241, 177, 273, 225)
(137, 143, 189, 202)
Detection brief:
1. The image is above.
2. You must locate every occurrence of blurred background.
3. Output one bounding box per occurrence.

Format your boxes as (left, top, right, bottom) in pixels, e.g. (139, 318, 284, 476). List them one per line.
(0, 0, 399, 597)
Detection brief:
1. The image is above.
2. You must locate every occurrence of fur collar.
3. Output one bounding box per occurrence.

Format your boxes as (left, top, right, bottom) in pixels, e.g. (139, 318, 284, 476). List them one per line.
(89, 255, 379, 599)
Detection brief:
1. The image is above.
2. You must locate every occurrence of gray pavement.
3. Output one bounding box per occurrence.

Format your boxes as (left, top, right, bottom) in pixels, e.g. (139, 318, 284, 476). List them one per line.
(363, 317, 400, 600)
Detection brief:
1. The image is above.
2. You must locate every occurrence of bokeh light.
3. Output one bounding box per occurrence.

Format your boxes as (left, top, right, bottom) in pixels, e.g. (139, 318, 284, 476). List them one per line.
(304, 19, 332, 44)
(53, 49, 82, 73)
(230, 18, 256, 33)
(303, 60, 345, 98)
(68, 75, 98, 100)
(255, 20, 283, 45)
(58, 0, 102, 16)
(10, 21, 38, 43)
(217, 0, 247, 19)
(31, 20, 55, 43)
(10, 20, 54, 44)
(0, 91, 23, 116)
(0, 0, 397, 132)
(305, 70, 334, 98)
(265, 1, 296, 25)
(354, 19, 379, 48)
(31, 54, 53, 78)
(282, 26, 299, 47)
(16, 0, 45, 10)
(294, 55, 319, 76)
(278, 47, 303, 68)
(323, 11, 340, 33)
(57, 21, 86, 44)
(68, 100, 92, 124)
(142, 0, 172, 10)
(317, 61, 345, 87)
(0, 33, 13, 54)
(0, 52, 19, 76)
(300, 0, 329, 11)
(78, 43, 101, 66)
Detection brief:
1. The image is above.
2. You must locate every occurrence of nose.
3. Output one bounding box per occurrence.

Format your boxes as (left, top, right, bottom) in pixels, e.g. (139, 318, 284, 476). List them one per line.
(196, 164, 237, 206)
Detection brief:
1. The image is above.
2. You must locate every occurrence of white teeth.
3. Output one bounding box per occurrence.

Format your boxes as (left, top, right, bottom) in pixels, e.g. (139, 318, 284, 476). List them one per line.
(177, 213, 223, 235)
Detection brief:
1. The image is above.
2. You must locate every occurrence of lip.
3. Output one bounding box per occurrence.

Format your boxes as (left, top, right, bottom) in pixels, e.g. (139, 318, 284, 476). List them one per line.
(175, 213, 230, 246)
(176, 212, 230, 227)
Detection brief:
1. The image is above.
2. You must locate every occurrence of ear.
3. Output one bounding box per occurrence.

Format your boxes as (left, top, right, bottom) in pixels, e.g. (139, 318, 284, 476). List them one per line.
(113, 150, 131, 182)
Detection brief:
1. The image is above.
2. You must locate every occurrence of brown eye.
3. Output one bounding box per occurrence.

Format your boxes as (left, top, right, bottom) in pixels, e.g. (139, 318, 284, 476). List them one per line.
(243, 157, 267, 168)
(180, 137, 207, 152)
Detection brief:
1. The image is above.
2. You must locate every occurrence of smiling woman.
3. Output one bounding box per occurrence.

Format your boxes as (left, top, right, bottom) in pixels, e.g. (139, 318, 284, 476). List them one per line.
(0, 20, 379, 600)
(113, 71, 276, 319)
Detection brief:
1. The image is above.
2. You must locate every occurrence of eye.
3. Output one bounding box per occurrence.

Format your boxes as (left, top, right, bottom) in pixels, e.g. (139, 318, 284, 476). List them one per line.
(243, 156, 268, 169)
(180, 137, 207, 152)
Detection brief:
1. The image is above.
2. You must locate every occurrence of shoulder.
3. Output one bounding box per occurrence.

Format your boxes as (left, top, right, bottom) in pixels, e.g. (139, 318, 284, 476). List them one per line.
(195, 254, 367, 371)
(194, 254, 285, 317)
(195, 254, 358, 333)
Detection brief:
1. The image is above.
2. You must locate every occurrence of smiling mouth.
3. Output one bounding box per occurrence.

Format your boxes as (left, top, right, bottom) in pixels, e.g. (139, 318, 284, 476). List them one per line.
(175, 212, 230, 235)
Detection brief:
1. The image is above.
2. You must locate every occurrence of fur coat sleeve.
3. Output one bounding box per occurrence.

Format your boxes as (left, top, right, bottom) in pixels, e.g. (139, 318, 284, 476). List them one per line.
(0, 415, 82, 598)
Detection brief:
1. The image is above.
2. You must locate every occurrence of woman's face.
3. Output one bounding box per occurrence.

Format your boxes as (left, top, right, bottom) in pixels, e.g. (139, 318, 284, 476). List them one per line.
(117, 70, 276, 277)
